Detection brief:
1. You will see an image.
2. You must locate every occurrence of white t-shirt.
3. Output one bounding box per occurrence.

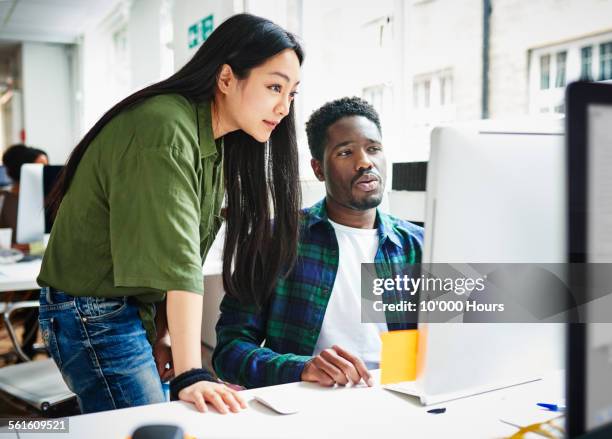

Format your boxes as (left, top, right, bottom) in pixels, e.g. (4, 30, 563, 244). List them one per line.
(313, 219, 388, 368)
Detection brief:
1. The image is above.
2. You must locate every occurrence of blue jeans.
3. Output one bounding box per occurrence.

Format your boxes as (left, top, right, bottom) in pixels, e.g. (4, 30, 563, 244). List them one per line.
(38, 288, 165, 413)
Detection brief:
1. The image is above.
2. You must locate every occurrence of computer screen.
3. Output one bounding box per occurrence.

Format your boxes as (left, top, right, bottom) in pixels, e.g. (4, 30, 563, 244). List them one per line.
(585, 102, 612, 432)
(419, 120, 566, 401)
(567, 81, 612, 438)
(16, 164, 63, 244)
(424, 119, 566, 264)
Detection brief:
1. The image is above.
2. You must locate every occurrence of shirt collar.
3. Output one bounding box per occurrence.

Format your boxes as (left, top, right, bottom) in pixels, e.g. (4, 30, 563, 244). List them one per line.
(303, 198, 328, 228)
(196, 101, 221, 159)
(305, 198, 403, 248)
(376, 208, 403, 248)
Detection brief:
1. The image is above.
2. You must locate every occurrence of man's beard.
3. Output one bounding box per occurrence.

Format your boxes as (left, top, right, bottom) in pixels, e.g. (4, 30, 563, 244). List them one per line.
(348, 192, 384, 211)
(348, 169, 384, 211)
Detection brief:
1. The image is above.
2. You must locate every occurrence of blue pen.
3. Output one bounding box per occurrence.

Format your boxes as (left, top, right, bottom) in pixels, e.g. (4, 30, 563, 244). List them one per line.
(537, 403, 566, 412)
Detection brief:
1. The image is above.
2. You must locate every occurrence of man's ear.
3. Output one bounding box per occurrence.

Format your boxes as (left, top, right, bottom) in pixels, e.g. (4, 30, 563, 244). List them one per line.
(217, 64, 235, 95)
(311, 158, 325, 182)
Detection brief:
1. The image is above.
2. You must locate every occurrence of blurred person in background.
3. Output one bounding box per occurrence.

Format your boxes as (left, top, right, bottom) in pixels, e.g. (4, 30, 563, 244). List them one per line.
(0, 143, 48, 361)
(0, 143, 49, 248)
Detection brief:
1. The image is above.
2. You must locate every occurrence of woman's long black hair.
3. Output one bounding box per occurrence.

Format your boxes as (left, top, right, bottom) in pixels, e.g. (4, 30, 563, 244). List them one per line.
(47, 13, 303, 308)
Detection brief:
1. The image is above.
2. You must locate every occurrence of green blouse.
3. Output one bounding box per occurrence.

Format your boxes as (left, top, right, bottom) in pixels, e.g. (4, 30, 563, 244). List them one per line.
(38, 94, 225, 341)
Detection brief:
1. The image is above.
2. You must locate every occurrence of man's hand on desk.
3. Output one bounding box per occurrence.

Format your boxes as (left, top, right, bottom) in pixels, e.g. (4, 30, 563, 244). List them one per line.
(301, 345, 374, 387)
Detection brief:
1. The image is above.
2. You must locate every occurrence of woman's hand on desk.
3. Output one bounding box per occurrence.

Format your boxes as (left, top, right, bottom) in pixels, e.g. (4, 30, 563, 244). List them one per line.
(301, 345, 374, 387)
(179, 381, 248, 414)
(165, 291, 246, 413)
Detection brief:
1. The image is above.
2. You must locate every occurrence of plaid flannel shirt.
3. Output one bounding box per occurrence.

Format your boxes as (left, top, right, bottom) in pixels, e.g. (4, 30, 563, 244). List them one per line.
(212, 199, 424, 388)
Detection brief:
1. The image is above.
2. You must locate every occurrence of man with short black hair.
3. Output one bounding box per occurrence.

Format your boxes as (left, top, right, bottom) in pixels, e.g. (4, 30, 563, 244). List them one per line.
(213, 96, 423, 388)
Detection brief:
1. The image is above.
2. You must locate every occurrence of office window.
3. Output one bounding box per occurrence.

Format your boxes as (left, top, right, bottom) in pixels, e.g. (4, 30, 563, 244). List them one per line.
(529, 33, 612, 116)
(111, 26, 130, 94)
(363, 84, 384, 116)
(600, 42, 612, 81)
(440, 75, 453, 106)
(555, 51, 567, 88)
(581, 46, 593, 80)
(363, 83, 392, 136)
(413, 79, 431, 109)
(412, 70, 455, 127)
(112, 27, 128, 67)
(160, 0, 175, 78)
(413, 82, 420, 108)
(540, 54, 551, 89)
(412, 70, 454, 108)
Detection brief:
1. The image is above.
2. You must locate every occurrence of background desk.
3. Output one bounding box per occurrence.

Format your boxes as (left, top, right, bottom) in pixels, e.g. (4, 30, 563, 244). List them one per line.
(0, 260, 41, 292)
(2, 370, 565, 439)
(0, 260, 42, 360)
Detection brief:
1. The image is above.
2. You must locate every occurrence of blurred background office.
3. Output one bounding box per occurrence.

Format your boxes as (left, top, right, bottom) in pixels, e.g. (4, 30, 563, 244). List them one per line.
(1, 0, 611, 208)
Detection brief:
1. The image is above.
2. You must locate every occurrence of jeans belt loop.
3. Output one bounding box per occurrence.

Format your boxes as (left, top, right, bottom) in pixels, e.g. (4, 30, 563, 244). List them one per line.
(45, 287, 53, 304)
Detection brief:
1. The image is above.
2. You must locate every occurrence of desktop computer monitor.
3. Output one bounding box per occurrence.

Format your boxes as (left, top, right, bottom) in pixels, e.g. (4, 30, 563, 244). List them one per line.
(414, 119, 566, 402)
(16, 164, 63, 244)
(424, 119, 566, 264)
(567, 80, 612, 438)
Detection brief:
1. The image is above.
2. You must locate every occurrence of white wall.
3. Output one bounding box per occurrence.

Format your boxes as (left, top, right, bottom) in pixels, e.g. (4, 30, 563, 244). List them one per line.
(244, 0, 406, 200)
(129, 0, 164, 91)
(21, 42, 75, 164)
(79, 0, 174, 137)
(297, 0, 402, 180)
(245, 0, 295, 30)
(77, 0, 240, 133)
(80, 2, 132, 135)
(404, 0, 483, 160)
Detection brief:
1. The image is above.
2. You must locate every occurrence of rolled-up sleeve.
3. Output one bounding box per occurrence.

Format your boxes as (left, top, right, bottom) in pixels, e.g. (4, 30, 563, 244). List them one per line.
(109, 143, 204, 294)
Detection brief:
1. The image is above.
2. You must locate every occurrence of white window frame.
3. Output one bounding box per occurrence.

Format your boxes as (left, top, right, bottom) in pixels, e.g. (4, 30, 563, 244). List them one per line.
(411, 68, 455, 126)
(529, 31, 612, 115)
(362, 82, 393, 137)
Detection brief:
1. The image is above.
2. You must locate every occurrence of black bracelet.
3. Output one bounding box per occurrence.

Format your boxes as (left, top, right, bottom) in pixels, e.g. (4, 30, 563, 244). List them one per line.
(169, 368, 216, 401)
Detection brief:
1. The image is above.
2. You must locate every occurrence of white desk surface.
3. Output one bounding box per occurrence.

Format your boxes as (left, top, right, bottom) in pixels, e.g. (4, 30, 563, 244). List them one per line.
(3, 370, 565, 439)
(0, 256, 217, 293)
(0, 260, 41, 292)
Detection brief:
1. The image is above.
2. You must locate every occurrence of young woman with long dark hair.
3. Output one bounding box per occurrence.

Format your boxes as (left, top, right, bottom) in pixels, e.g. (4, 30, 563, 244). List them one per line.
(37, 13, 303, 414)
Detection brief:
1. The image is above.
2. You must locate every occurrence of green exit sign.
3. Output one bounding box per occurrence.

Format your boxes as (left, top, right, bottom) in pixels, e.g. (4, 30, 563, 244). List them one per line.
(188, 14, 214, 49)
